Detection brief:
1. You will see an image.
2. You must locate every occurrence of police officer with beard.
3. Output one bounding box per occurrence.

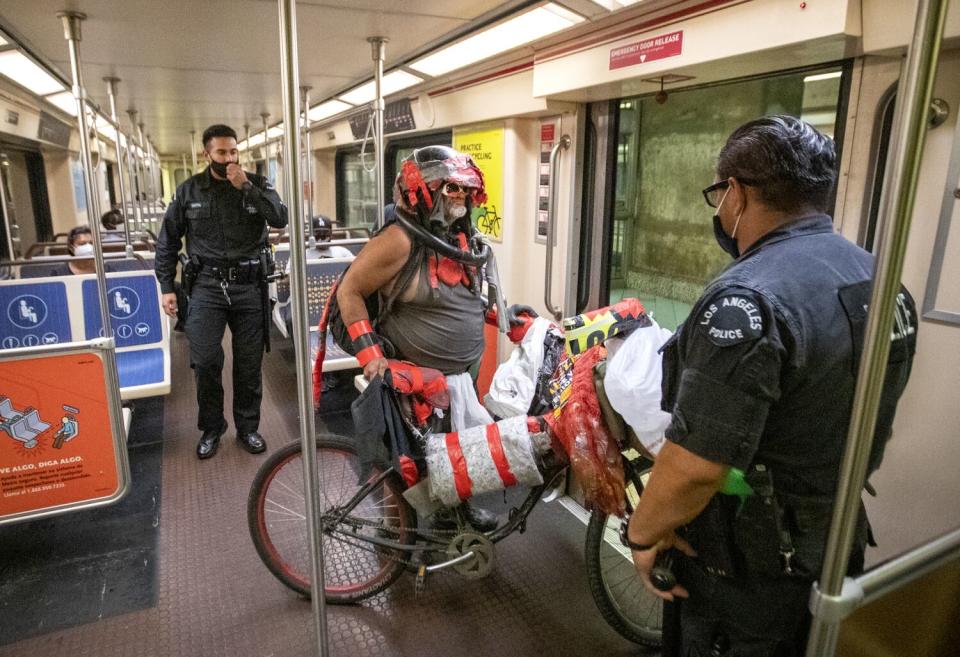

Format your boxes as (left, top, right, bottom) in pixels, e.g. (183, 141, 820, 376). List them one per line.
(624, 116, 917, 656)
(156, 124, 288, 459)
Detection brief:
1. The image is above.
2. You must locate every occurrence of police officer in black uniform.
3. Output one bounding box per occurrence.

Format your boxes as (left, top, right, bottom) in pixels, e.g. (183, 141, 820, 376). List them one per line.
(624, 116, 917, 656)
(156, 124, 288, 459)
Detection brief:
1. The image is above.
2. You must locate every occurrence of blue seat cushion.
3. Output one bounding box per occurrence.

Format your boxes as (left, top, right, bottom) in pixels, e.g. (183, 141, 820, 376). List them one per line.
(117, 348, 165, 388)
(309, 331, 352, 365)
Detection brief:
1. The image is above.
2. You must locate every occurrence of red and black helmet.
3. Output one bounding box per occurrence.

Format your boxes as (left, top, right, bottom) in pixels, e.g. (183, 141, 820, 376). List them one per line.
(393, 145, 487, 226)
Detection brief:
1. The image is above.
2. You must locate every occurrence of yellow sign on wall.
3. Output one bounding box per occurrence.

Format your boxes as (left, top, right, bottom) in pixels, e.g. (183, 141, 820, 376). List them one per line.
(454, 126, 504, 242)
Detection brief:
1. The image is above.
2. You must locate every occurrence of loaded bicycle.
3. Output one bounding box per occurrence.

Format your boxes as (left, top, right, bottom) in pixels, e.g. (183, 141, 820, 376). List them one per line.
(247, 301, 666, 648)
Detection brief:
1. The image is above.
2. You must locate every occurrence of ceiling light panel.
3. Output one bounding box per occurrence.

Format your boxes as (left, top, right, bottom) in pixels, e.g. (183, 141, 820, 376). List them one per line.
(0, 50, 65, 95)
(266, 126, 284, 139)
(338, 70, 423, 106)
(409, 3, 583, 77)
(307, 99, 352, 123)
(45, 90, 77, 116)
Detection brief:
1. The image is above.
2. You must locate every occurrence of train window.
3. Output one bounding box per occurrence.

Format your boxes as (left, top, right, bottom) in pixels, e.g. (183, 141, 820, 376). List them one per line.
(335, 148, 379, 228)
(608, 66, 846, 331)
(336, 131, 454, 229)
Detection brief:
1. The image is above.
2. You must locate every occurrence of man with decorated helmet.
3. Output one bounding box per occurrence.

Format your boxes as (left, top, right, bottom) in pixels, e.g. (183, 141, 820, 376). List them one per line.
(335, 145, 531, 531)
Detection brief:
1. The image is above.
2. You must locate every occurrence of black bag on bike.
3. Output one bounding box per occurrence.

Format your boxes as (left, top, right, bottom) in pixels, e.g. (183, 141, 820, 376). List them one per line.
(350, 371, 425, 487)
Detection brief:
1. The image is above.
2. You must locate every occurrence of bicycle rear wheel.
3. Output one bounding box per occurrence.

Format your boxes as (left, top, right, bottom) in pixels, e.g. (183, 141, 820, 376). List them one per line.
(247, 435, 416, 603)
(584, 454, 663, 647)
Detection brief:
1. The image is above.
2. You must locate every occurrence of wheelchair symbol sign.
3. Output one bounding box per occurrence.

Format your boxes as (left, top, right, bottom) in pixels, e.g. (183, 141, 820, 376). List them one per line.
(7, 294, 47, 329)
(108, 286, 140, 320)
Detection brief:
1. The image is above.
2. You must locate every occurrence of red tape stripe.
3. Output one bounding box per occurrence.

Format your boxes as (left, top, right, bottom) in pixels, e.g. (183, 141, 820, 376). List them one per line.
(485, 423, 518, 487)
(347, 319, 374, 341)
(445, 432, 472, 500)
(356, 344, 384, 368)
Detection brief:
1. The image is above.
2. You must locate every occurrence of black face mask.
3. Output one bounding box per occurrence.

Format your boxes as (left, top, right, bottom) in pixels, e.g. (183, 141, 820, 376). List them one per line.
(209, 160, 234, 178)
(713, 214, 740, 259)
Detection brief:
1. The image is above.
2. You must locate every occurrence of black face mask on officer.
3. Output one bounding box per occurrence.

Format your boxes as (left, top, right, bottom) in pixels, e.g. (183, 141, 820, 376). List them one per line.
(209, 157, 238, 178)
(712, 186, 745, 259)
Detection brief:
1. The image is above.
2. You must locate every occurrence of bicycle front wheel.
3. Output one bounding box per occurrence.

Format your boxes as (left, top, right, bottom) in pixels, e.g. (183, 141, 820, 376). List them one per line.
(584, 454, 663, 647)
(247, 435, 416, 603)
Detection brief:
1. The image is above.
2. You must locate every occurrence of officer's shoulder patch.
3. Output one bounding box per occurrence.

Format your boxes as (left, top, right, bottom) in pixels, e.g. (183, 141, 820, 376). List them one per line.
(696, 293, 764, 347)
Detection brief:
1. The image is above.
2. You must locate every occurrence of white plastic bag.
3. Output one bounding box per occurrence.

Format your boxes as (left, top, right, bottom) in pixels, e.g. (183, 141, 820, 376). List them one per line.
(484, 317, 557, 418)
(447, 372, 493, 431)
(604, 320, 674, 456)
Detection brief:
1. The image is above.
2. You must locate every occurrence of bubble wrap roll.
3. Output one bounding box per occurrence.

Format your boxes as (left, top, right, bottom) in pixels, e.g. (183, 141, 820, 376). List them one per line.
(425, 415, 544, 507)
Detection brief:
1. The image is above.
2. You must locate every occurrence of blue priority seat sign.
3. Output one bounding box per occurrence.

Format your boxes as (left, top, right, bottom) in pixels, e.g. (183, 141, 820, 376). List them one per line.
(0, 283, 71, 349)
(82, 276, 161, 348)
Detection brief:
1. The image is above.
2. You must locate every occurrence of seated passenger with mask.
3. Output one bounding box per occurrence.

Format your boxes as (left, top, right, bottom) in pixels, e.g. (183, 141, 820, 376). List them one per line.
(305, 215, 352, 260)
(50, 225, 96, 275)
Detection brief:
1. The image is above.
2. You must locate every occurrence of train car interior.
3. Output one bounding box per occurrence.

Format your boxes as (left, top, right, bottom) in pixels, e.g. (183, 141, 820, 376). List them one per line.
(0, 1, 959, 656)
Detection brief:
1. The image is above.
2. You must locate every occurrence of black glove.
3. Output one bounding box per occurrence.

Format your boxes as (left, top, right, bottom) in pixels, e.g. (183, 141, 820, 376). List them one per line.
(507, 304, 538, 326)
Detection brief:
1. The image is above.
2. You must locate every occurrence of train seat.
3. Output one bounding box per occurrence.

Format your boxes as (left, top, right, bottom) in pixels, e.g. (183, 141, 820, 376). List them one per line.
(0, 271, 171, 400)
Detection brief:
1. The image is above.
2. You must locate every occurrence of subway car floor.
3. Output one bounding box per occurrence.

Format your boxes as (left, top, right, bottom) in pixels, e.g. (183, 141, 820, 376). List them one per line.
(0, 329, 654, 657)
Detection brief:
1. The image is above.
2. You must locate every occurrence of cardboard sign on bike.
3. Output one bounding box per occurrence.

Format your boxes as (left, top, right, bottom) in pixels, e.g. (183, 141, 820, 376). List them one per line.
(0, 352, 120, 519)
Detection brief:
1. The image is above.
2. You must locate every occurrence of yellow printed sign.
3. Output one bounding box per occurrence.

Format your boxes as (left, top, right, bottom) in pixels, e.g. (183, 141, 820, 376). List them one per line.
(454, 127, 504, 242)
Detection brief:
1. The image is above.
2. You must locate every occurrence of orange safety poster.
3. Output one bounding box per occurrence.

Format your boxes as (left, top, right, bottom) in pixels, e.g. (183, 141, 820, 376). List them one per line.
(0, 352, 119, 517)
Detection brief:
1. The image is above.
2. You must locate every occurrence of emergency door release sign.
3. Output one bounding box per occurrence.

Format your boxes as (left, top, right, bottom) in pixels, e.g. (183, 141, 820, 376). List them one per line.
(609, 30, 683, 70)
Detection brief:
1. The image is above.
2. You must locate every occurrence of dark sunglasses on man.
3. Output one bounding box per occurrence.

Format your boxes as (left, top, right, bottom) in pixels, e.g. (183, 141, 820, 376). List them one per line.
(441, 181, 471, 196)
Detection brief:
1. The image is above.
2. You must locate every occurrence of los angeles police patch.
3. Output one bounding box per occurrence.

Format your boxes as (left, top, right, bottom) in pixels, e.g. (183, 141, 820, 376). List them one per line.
(697, 294, 764, 347)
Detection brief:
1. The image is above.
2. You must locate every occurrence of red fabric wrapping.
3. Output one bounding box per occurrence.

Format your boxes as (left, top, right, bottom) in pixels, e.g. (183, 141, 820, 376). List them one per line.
(312, 278, 340, 409)
(445, 432, 473, 500)
(551, 345, 625, 516)
(402, 160, 433, 210)
(399, 455, 419, 487)
(485, 422, 518, 487)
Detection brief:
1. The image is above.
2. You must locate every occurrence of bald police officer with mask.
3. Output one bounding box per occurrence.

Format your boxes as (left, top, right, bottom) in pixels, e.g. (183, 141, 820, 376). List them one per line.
(156, 124, 288, 460)
(624, 116, 917, 656)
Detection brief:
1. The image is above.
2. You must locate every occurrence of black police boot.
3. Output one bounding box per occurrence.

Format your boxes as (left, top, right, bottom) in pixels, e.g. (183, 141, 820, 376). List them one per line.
(237, 431, 267, 454)
(197, 423, 227, 460)
(434, 501, 499, 533)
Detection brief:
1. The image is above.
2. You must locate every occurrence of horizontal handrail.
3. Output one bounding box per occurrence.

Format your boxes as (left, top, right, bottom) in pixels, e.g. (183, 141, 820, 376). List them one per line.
(0, 337, 116, 360)
(857, 526, 960, 605)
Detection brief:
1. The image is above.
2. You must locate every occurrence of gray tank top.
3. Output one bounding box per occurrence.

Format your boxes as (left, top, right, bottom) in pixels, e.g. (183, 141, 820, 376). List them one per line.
(378, 253, 485, 375)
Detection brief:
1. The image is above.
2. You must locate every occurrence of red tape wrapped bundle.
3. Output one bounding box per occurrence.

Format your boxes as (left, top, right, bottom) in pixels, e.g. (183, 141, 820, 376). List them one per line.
(385, 360, 450, 427)
(550, 345, 625, 516)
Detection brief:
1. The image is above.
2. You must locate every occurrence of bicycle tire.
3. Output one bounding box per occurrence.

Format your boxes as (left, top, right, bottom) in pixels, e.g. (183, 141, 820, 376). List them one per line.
(247, 434, 416, 603)
(584, 455, 663, 647)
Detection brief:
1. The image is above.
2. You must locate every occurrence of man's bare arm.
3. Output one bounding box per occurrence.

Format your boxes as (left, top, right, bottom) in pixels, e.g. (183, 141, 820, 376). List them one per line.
(337, 224, 412, 323)
(336, 224, 412, 378)
(629, 441, 728, 546)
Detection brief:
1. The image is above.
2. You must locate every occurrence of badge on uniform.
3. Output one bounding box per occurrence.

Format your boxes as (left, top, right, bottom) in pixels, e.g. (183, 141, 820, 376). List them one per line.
(697, 294, 764, 347)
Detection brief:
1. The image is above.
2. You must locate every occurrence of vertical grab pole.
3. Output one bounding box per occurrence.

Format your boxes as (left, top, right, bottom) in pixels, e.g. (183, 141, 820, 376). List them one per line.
(277, 2, 329, 656)
(243, 123, 251, 169)
(103, 77, 134, 254)
(190, 129, 198, 174)
(301, 85, 314, 231)
(544, 135, 571, 321)
(57, 12, 120, 397)
(260, 112, 271, 179)
(128, 110, 146, 233)
(368, 37, 387, 230)
(804, 1, 949, 656)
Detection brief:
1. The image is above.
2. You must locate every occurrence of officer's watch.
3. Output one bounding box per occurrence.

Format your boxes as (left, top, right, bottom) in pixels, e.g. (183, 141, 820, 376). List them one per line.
(619, 521, 655, 552)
